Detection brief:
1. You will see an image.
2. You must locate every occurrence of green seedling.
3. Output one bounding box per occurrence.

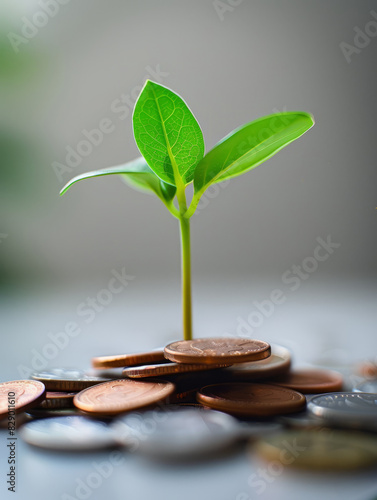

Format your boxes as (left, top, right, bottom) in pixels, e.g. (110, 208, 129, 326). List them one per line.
(61, 80, 314, 341)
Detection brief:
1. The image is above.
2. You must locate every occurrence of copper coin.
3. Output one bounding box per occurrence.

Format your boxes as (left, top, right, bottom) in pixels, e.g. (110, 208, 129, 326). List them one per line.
(357, 360, 377, 379)
(271, 369, 343, 394)
(31, 368, 109, 391)
(0, 380, 46, 416)
(197, 383, 306, 417)
(225, 344, 291, 380)
(92, 349, 166, 369)
(164, 338, 271, 365)
(123, 362, 230, 379)
(38, 392, 76, 409)
(73, 379, 175, 416)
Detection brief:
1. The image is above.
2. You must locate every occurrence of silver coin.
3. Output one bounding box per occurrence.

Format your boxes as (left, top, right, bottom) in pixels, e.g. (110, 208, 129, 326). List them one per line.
(20, 416, 117, 450)
(112, 407, 239, 458)
(233, 420, 283, 439)
(308, 392, 377, 430)
(31, 368, 109, 390)
(353, 380, 377, 394)
(278, 411, 325, 430)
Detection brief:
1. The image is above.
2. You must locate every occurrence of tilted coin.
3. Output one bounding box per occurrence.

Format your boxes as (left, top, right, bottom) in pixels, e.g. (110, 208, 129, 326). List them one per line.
(20, 416, 117, 450)
(197, 383, 306, 417)
(123, 362, 230, 379)
(164, 338, 270, 365)
(112, 407, 238, 458)
(270, 368, 343, 394)
(0, 380, 46, 416)
(92, 348, 166, 369)
(253, 429, 377, 470)
(224, 344, 291, 380)
(37, 391, 76, 409)
(353, 380, 377, 394)
(308, 392, 377, 429)
(74, 379, 175, 416)
(31, 368, 109, 391)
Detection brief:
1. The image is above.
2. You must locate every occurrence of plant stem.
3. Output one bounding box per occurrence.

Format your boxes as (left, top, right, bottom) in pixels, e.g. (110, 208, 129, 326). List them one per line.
(179, 214, 192, 341)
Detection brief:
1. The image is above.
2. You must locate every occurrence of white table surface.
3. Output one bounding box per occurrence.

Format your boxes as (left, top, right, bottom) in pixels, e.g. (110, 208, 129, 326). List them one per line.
(1, 277, 377, 500)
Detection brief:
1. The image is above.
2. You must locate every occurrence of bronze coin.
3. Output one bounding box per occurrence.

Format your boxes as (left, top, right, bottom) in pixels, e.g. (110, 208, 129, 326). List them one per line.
(73, 379, 175, 416)
(31, 369, 109, 391)
(0, 380, 46, 416)
(164, 338, 271, 365)
(92, 349, 166, 369)
(123, 362, 230, 379)
(197, 383, 306, 417)
(225, 344, 291, 380)
(38, 392, 76, 409)
(271, 369, 343, 394)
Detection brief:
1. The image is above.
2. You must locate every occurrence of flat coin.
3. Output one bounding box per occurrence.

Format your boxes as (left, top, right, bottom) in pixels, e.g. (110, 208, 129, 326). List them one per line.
(253, 429, 377, 470)
(357, 360, 377, 379)
(164, 338, 270, 365)
(92, 348, 166, 369)
(270, 368, 343, 394)
(224, 344, 291, 380)
(26, 408, 83, 418)
(0, 380, 46, 416)
(85, 368, 126, 379)
(0, 412, 31, 428)
(31, 368, 109, 391)
(20, 416, 117, 450)
(37, 392, 76, 409)
(278, 411, 326, 430)
(123, 362, 230, 379)
(308, 392, 377, 429)
(353, 380, 377, 394)
(74, 379, 175, 416)
(112, 407, 238, 458)
(197, 383, 306, 417)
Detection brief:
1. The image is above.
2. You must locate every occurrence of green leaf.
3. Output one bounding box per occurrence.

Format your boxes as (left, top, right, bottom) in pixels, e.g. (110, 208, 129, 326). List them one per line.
(193, 112, 314, 195)
(59, 156, 176, 205)
(133, 80, 205, 187)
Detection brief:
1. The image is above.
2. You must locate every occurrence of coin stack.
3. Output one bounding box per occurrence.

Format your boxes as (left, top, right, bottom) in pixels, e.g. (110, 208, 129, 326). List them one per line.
(1, 337, 377, 467)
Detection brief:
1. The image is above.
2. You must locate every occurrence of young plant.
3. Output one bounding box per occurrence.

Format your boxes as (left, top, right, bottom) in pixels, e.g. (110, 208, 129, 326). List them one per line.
(61, 80, 314, 341)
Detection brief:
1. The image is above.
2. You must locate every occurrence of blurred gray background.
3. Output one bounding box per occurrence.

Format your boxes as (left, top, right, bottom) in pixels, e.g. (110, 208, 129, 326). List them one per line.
(1, 0, 376, 288)
(1, 4, 377, 499)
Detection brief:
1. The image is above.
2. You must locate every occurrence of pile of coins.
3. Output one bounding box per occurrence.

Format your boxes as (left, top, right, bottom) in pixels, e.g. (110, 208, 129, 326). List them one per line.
(1, 337, 377, 468)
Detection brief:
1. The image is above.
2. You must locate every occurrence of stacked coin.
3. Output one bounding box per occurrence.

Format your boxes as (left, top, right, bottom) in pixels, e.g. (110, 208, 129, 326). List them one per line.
(2, 336, 376, 464)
